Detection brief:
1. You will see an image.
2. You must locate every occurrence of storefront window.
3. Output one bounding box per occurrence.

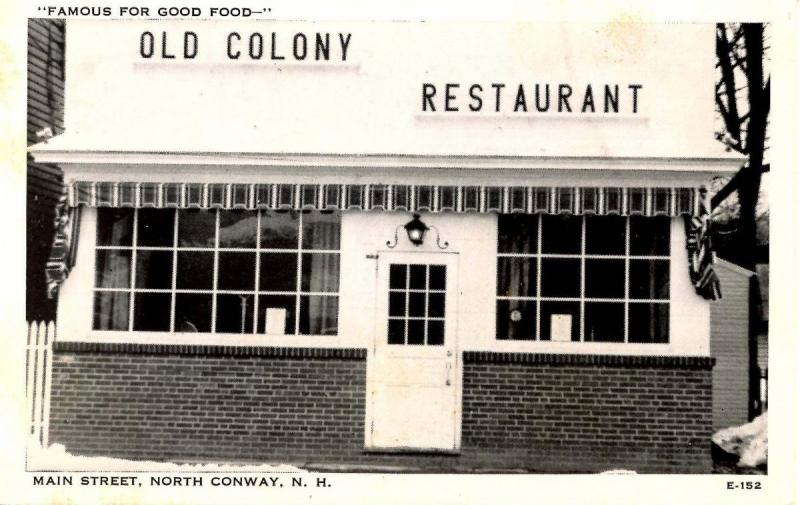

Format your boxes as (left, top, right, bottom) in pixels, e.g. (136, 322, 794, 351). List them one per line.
(92, 208, 340, 335)
(497, 214, 670, 343)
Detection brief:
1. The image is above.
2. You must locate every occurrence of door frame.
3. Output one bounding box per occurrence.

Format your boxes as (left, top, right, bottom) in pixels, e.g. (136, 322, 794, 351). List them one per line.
(364, 249, 462, 452)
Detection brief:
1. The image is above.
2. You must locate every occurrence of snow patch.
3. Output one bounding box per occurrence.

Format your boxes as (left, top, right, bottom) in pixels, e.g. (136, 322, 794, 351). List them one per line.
(599, 469, 637, 474)
(712, 412, 768, 468)
(27, 436, 305, 472)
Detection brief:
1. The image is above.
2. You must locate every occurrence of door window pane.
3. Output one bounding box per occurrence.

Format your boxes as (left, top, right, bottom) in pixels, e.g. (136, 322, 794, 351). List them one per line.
(497, 257, 536, 297)
(542, 215, 581, 254)
(390, 264, 407, 289)
(389, 292, 406, 317)
(133, 292, 170, 331)
(95, 249, 131, 288)
(586, 215, 625, 255)
(585, 259, 625, 299)
(408, 264, 426, 289)
(407, 319, 425, 345)
(388, 319, 405, 344)
(178, 210, 216, 247)
(629, 260, 670, 299)
(175, 293, 212, 332)
(540, 258, 580, 298)
(428, 292, 445, 318)
(135, 250, 173, 289)
(584, 302, 625, 342)
(498, 215, 537, 253)
(218, 252, 256, 291)
(429, 265, 446, 290)
(299, 295, 338, 335)
(427, 320, 445, 346)
(496, 299, 536, 340)
(177, 251, 214, 289)
(93, 291, 129, 330)
(216, 294, 254, 333)
(218, 211, 258, 249)
(408, 292, 426, 317)
(137, 209, 175, 247)
(628, 303, 669, 343)
(96, 208, 133, 246)
(260, 253, 298, 291)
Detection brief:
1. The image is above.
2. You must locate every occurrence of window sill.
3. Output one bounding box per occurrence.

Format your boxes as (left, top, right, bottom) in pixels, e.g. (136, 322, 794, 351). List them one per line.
(53, 340, 367, 359)
(58, 331, 351, 350)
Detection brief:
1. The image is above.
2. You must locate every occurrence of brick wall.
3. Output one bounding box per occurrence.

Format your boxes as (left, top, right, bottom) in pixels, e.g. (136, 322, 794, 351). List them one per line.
(49, 345, 368, 463)
(48, 344, 713, 473)
(461, 352, 714, 473)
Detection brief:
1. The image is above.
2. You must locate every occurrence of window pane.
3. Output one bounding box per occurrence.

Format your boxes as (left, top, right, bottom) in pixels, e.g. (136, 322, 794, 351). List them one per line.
(95, 249, 131, 288)
(218, 252, 256, 291)
(300, 253, 339, 293)
(176, 251, 214, 289)
(133, 292, 171, 331)
(299, 295, 338, 335)
(408, 292, 425, 317)
(630, 216, 670, 255)
(97, 208, 133, 246)
(302, 212, 340, 250)
(629, 260, 670, 299)
(260, 211, 299, 249)
(175, 293, 212, 332)
(540, 258, 580, 298)
(540, 301, 580, 341)
(390, 264, 407, 289)
(429, 265, 446, 290)
(496, 299, 536, 340)
(428, 292, 445, 318)
(585, 215, 625, 255)
(178, 210, 216, 248)
(541, 215, 581, 254)
(216, 294, 255, 333)
(584, 302, 624, 342)
(498, 215, 537, 254)
(497, 257, 536, 297)
(135, 250, 173, 289)
(388, 319, 405, 344)
(93, 291, 129, 330)
(218, 211, 258, 249)
(585, 259, 625, 299)
(407, 319, 425, 345)
(629, 303, 669, 343)
(389, 292, 406, 317)
(258, 294, 296, 334)
(427, 320, 445, 345)
(259, 253, 298, 291)
(409, 264, 426, 289)
(137, 209, 175, 247)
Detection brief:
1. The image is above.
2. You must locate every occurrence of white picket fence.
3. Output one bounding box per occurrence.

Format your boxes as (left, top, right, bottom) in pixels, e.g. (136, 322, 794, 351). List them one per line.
(26, 321, 55, 447)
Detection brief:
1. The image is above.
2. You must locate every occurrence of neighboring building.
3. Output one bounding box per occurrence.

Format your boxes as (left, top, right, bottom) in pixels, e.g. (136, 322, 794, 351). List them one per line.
(30, 21, 743, 473)
(27, 18, 65, 322)
(710, 259, 755, 431)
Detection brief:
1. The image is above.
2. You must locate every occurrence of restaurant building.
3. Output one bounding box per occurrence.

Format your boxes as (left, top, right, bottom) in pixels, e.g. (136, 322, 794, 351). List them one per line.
(31, 20, 743, 473)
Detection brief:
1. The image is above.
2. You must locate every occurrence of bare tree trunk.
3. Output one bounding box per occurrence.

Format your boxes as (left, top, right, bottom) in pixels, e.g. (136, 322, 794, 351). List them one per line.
(739, 23, 768, 270)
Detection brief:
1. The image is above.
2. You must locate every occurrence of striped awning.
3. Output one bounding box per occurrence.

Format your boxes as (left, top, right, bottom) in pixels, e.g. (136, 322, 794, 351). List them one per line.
(46, 181, 719, 300)
(67, 181, 701, 217)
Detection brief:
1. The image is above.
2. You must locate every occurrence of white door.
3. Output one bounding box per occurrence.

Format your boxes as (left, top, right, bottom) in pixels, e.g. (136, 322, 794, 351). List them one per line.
(366, 251, 460, 452)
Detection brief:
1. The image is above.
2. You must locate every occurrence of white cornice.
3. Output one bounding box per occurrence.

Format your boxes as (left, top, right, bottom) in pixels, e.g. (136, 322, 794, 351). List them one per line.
(29, 148, 744, 174)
